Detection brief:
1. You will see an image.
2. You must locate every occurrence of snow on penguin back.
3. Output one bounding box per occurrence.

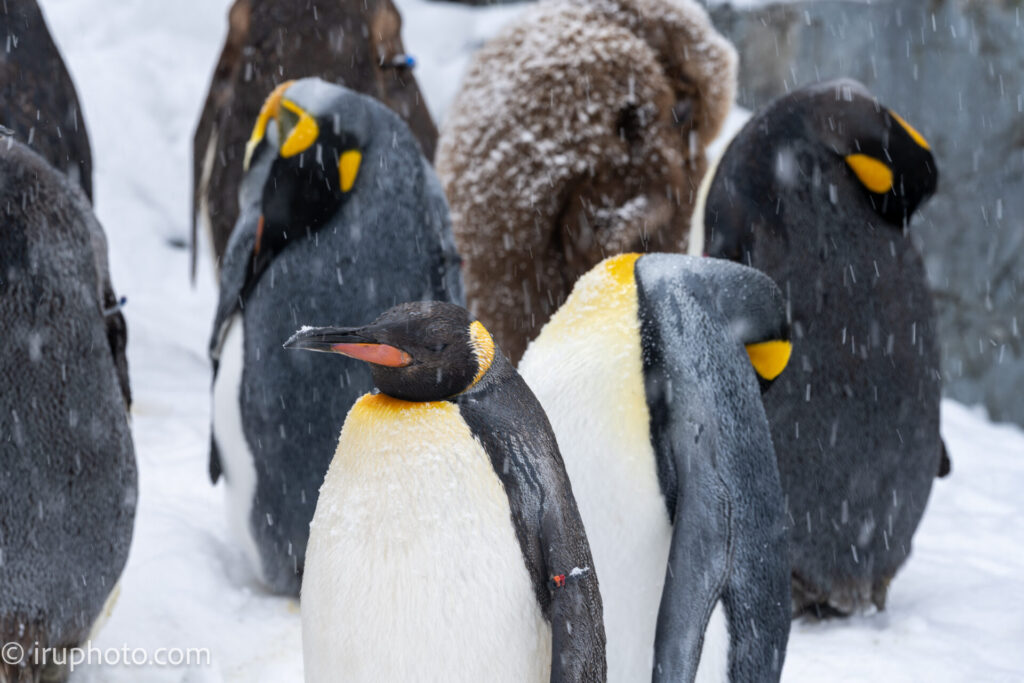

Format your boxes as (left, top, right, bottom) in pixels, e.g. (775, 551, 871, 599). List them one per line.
(436, 0, 737, 364)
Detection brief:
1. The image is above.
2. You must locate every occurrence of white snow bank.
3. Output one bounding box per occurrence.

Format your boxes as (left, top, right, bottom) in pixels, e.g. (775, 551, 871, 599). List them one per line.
(32, 0, 1024, 680)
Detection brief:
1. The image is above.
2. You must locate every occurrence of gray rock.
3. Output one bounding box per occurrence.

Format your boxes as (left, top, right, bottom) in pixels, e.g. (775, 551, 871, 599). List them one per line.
(705, 0, 1024, 426)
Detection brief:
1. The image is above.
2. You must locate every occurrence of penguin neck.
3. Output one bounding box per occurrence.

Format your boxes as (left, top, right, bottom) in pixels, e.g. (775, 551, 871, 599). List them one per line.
(350, 392, 450, 418)
(454, 351, 513, 401)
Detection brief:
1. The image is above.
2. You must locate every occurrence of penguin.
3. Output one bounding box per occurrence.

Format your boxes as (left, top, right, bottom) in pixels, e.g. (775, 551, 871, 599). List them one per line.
(518, 253, 792, 682)
(0, 0, 93, 201)
(690, 79, 943, 615)
(285, 301, 606, 682)
(191, 0, 437, 279)
(436, 0, 737, 363)
(208, 78, 463, 597)
(0, 136, 136, 682)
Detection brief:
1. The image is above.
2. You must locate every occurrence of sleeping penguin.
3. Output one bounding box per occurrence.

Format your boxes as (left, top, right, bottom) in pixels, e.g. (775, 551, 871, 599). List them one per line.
(0, 137, 136, 682)
(209, 78, 462, 597)
(286, 301, 606, 682)
(191, 0, 437, 279)
(519, 253, 792, 682)
(0, 0, 93, 200)
(690, 79, 943, 615)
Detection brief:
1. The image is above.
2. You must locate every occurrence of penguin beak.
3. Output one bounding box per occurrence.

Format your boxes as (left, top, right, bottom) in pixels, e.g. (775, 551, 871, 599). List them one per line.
(284, 326, 412, 368)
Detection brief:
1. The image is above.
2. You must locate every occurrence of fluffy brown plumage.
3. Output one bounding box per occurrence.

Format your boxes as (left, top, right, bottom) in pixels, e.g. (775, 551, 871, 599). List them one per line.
(436, 0, 736, 362)
(191, 0, 438, 278)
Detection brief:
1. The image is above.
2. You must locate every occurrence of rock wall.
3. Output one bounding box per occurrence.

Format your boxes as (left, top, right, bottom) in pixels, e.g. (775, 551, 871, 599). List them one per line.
(706, 0, 1024, 427)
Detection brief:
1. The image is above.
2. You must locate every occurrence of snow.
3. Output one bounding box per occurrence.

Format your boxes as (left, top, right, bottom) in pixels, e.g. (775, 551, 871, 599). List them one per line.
(30, 0, 1024, 680)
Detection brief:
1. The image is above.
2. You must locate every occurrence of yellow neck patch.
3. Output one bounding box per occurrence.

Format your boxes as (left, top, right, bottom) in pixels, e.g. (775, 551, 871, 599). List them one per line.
(339, 150, 362, 192)
(278, 99, 319, 158)
(745, 340, 792, 381)
(845, 154, 894, 194)
(349, 392, 450, 420)
(889, 110, 931, 150)
(468, 321, 495, 388)
(244, 80, 294, 170)
(605, 252, 642, 287)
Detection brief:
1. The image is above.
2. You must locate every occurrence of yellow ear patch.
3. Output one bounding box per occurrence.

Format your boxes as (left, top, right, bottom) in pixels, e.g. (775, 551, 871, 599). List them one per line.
(845, 154, 894, 194)
(468, 321, 495, 388)
(278, 99, 319, 158)
(338, 150, 362, 192)
(889, 110, 931, 150)
(244, 80, 294, 171)
(745, 340, 792, 381)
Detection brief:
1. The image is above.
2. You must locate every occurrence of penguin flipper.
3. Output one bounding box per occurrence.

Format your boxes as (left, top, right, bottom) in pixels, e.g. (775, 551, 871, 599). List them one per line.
(209, 208, 258, 362)
(652, 480, 732, 682)
(538, 497, 607, 683)
(938, 438, 952, 478)
(457, 363, 606, 681)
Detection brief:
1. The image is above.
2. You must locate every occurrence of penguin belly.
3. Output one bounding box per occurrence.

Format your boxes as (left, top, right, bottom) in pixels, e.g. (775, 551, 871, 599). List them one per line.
(301, 394, 551, 683)
(519, 255, 668, 680)
(211, 315, 263, 579)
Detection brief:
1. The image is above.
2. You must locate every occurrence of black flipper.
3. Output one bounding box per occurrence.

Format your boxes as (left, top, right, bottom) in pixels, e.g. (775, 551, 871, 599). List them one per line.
(456, 353, 606, 682)
(938, 438, 951, 478)
(636, 254, 790, 682)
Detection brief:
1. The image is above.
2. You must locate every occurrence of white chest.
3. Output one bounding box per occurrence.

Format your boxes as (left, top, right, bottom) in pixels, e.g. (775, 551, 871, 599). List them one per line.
(521, 311, 672, 682)
(211, 315, 263, 579)
(301, 395, 551, 683)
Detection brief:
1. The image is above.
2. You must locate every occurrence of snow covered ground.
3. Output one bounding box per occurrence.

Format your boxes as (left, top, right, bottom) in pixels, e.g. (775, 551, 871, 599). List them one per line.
(33, 0, 1024, 680)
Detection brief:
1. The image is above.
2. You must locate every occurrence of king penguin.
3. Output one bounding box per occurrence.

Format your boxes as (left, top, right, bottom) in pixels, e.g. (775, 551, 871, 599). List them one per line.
(519, 253, 792, 682)
(208, 78, 463, 596)
(286, 301, 606, 682)
(0, 136, 136, 682)
(191, 0, 437, 279)
(690, 79, 943, 615)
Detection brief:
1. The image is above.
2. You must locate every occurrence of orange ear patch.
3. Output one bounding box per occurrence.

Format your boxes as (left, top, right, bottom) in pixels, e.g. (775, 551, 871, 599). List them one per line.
(845, 154, 894, 194)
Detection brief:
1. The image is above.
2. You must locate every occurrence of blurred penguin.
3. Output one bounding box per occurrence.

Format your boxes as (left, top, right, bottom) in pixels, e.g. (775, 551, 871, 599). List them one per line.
(0, 136, 135, 683)
(436, 0, 736, 362)
(0, 0, 92, 201)
(520, 253, 791, 681)
(208, 78, 462, 597)
(192, 0, 438, 279)
(691, 79, 943, 615)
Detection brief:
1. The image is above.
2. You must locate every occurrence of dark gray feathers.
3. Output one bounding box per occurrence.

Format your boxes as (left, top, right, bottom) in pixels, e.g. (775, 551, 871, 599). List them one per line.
(0, 139, 135, 680)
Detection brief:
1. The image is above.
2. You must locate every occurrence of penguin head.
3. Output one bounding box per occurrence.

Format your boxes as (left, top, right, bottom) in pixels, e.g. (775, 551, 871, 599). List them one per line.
(636, 254, 792, 392)
(803, 79, 937, 227)
(701, 79, 937, 259)
(284, 302, 496, 402)
(241, 78, 374, 281)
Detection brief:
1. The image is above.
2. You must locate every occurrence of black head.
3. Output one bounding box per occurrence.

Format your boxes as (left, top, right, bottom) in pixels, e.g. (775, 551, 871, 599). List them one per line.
(284, 302, 496, 402)
(241, 78, 373, 285)
(795, 79, 937, 227)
